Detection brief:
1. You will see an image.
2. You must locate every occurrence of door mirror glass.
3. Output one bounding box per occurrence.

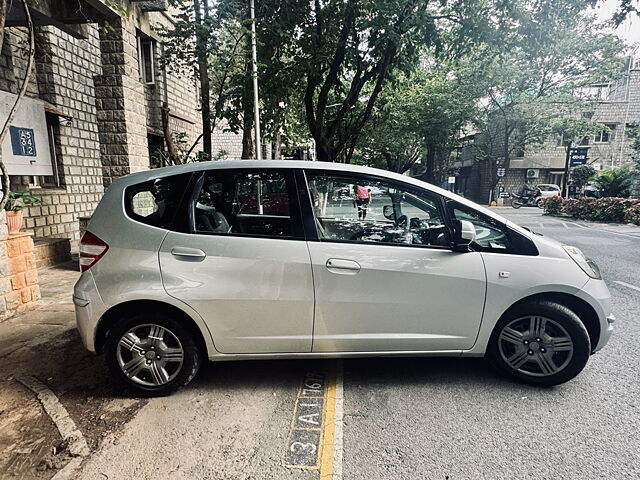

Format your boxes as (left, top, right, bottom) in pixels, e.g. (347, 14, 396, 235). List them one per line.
(382, 205, 395, 220)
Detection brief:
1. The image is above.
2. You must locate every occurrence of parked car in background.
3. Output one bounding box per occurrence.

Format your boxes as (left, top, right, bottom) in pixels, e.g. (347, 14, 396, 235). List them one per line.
(537, 184, 561, 198)
(581, 182, 600, 198)
(74, 161, 613, 396)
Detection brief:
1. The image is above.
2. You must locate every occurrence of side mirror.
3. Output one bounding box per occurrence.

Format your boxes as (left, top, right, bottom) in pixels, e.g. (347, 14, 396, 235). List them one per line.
(453, 219, 476, 252)
(459, 219, 476, 243)
(383, 205, 395, 221)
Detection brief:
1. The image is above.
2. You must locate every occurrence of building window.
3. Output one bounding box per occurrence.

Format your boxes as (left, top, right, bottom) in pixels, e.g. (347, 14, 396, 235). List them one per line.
(137, 33, 156, 85)
(594, 124, 615, 143)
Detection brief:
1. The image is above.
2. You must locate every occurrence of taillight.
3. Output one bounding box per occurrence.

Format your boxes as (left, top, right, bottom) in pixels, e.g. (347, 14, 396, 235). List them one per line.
(79, 232, 109, 272)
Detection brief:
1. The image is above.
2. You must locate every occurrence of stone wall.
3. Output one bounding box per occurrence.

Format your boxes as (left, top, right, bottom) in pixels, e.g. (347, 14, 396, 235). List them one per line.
(0, 212, 41, 322)
(3, 24, 105, 252)
(95, 15, 150, 187)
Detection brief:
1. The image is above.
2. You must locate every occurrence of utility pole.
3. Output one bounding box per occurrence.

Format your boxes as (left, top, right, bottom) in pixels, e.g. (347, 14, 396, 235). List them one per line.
(250, 0, 262, 159)
(562, 143, 572, 197)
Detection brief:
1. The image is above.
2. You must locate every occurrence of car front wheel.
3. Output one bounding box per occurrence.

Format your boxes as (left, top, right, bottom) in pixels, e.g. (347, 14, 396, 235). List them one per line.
(105, 313, 202, 396)
(487, 301, 591, 386)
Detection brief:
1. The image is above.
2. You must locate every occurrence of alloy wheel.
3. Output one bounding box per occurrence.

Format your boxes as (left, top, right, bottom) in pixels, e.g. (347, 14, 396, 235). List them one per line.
(116, 323, 185, 387)
(497, 315, 574, 377)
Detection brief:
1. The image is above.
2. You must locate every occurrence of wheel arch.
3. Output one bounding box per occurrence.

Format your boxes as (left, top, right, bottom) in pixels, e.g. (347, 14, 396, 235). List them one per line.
(95, 300, 209, 356)
(498, 292, 600, 352)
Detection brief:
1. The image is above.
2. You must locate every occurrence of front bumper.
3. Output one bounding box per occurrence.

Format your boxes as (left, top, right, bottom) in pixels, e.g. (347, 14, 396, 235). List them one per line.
(73, 270, 106, 353)
(576, 278, 614, 352)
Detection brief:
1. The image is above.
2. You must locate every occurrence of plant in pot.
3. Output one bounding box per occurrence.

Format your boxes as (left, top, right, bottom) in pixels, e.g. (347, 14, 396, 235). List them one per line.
(4, 190, 42, 234)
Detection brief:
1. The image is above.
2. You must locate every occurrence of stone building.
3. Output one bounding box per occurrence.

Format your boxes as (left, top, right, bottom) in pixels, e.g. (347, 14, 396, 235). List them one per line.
(0, 0, 242, 319)
(455, 56, 640, 204)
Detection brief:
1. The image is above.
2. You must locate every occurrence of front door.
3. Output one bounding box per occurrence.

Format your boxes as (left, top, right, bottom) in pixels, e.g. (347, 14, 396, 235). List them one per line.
(159, 168, 314, 354)
(303, 170, 487, 352)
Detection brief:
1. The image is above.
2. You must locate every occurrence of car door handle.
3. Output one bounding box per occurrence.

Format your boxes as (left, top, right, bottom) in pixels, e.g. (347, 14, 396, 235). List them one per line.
(326, 258, 361, 274)
(171, 247, 206, 261)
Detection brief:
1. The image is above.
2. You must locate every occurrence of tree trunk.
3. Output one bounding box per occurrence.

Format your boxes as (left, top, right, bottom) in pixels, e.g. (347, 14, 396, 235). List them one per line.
(241, 38, 255, 159)
(193, 0, 212, 160)
(417, 143, 436, 184)
(161, 102, 180, 165)
(0, 0, 35, 210)
(0, 0, 7, 55)
(271, 131, 281, 159)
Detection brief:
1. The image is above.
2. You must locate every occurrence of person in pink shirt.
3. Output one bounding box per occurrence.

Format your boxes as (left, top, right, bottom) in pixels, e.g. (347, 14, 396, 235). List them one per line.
(353, 184, 371, 220)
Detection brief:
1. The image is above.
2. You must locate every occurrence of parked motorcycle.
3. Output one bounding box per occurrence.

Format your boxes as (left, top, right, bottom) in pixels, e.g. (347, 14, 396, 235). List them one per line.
(511, 192, 544, 209)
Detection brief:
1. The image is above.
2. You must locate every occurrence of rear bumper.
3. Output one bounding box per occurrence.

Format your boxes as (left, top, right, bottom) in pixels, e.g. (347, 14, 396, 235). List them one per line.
(73, 270, 106, 353)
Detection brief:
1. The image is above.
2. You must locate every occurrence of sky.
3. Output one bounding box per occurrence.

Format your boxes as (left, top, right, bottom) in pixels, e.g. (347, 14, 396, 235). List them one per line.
(592, 0, 640, 50)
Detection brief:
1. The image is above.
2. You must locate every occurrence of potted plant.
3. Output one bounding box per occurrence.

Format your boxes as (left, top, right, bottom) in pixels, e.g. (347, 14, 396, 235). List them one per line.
(4, 190, 42, 234)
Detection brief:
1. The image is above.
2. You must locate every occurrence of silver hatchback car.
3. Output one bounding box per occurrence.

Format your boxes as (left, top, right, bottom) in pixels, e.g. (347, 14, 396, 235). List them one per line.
(74, 161, 613, 396)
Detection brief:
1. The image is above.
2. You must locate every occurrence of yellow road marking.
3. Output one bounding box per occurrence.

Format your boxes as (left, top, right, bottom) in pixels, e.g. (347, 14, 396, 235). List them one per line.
(319, 366, 337, 479)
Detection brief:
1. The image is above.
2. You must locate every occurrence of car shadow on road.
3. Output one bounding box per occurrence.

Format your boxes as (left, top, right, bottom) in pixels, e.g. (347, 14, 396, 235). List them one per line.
(189, 354, 550, 396)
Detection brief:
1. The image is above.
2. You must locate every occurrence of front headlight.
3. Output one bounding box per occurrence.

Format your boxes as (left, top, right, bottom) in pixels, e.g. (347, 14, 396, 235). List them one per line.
(563, 246, 602, 279)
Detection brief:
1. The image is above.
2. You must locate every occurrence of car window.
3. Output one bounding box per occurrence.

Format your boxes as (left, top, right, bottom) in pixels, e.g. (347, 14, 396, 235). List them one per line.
(192, 169, 295, 238)
(449, 202, 511, 252)
(125, 173, 192, 229)
(305, 171, 449, 247)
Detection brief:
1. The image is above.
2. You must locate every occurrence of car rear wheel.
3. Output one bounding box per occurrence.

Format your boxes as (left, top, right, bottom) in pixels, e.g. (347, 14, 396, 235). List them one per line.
(487, 301, 591, 386)
(105, 313, 202, 396)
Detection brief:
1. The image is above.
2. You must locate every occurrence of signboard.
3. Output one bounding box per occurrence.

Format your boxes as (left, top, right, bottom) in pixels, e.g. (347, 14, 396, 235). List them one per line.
(9, 126, 36, 157)
(0, 91, 53, 176)
(499, 192, 510, 198)
(497, 168, 506, 177)
(569, 148, 588, 167)
(448, 176, 456, 184)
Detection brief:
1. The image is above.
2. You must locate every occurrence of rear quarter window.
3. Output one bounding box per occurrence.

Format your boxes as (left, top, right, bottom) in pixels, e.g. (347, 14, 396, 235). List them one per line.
(125, 173, 192, 230)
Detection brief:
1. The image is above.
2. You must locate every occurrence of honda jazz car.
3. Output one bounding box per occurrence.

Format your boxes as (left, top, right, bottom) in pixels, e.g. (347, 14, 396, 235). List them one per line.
(74, 161, 614, 396)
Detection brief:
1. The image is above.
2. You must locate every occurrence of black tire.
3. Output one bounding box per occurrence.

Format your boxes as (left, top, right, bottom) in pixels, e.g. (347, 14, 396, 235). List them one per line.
(105, 312, 203, 397)
(511, 200, 523, 209)
(487, 300, 591, 386)
(536, 197, 545, 208)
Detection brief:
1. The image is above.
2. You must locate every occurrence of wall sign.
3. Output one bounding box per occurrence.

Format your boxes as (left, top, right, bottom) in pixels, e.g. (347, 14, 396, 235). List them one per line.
(10, 126, 37, 157)
(0, 91, 53, 176)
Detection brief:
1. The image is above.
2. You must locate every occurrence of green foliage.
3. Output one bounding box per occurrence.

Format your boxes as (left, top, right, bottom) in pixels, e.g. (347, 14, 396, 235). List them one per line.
(4, 190, 42, 211)
(571, 164, 597, 188)
(542, 195, 564, 215)
(471, 1, 625, 189)
(591, 165, 634, 198)
(354, 59, 482, 181)
(544, 196, 640, 225)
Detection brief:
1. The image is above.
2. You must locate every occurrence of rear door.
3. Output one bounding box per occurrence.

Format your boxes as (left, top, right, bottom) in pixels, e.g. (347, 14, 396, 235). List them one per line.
(159, 168, 314, 354)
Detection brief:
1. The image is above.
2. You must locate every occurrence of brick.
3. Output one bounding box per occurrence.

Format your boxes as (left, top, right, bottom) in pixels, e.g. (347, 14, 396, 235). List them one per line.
(30, 285, 41, 301)
(10, 273, 26, 290)
(20, 288, 31, 304)
(5, 291, 21, 310)
(0, 278, 11, 295)
(25, 255, 36, 270)
(6, 240, 21, 258)
(25, 269, 39, 286)
(19, 237, 33, 254)
(9, 256, 26, 274)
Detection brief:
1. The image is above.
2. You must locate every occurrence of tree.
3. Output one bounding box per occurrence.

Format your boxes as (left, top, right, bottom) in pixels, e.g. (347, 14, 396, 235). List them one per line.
(0, 0, 35, 210)
(158, 0, 249, 161)
(257, 0, 493, 163)
(591, 164, 635, 198)
(471, 0, 625, 199)
(571, 164, 597, 188)
(354, 59, 482, 182)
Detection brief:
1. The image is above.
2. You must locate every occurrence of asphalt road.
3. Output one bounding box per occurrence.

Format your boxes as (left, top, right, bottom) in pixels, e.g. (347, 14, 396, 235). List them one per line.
(77, 208, 640, 480)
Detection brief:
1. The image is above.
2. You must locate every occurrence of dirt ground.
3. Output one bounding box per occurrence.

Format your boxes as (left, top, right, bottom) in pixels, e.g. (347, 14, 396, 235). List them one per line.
(0, 263, 146, 479)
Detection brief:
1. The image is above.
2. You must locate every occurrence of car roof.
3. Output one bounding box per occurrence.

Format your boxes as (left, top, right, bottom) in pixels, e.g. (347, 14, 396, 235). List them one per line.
(111, 159, 511, 224)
